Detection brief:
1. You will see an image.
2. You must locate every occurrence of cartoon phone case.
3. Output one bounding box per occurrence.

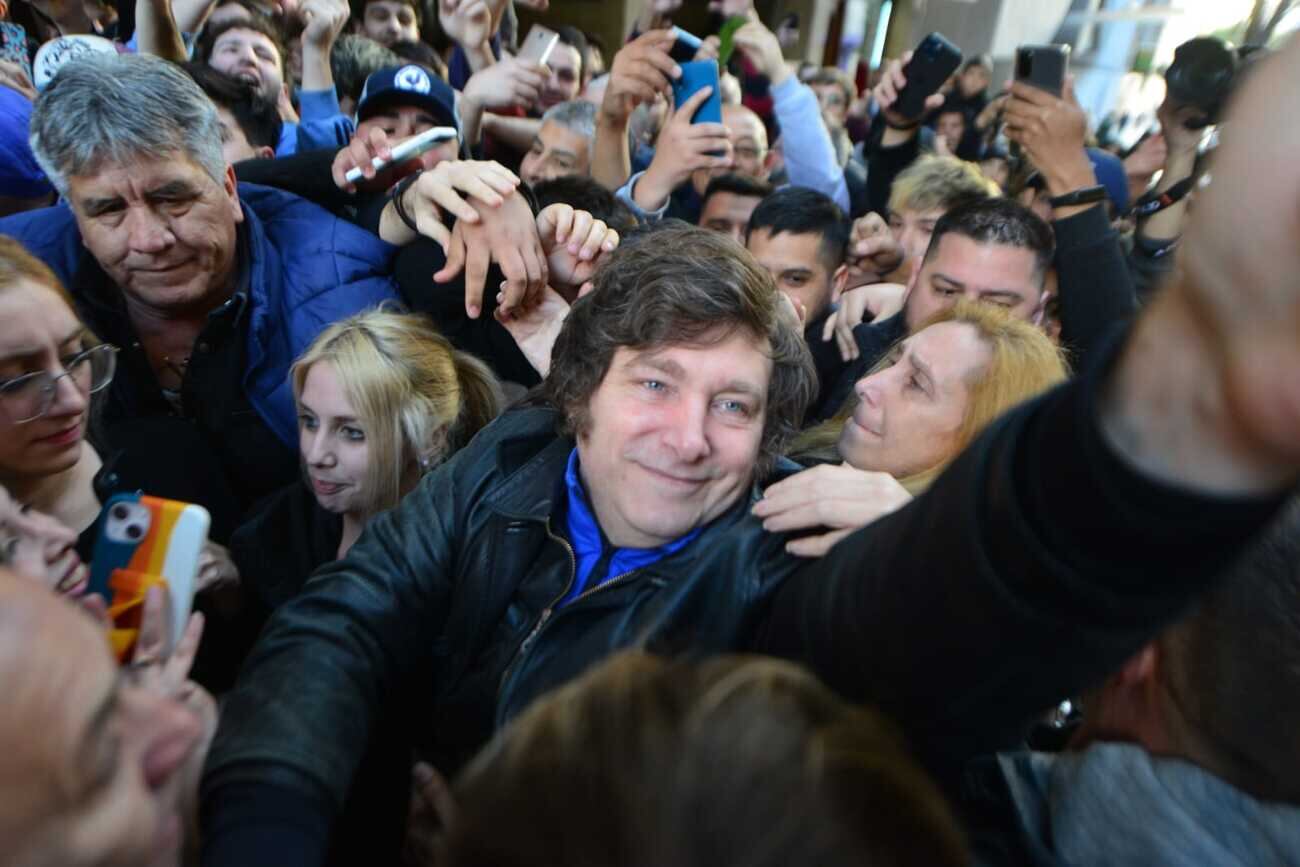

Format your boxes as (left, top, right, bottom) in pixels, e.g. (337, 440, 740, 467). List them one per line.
(672, 60, 723, 125)
(88, 493, 210, 661)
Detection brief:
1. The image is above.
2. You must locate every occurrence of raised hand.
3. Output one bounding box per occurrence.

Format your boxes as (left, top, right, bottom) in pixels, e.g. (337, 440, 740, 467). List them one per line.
(535, 203, 620, 291)
(874, 51, 945, 128)
(634, 85, 732, 211)
(436, 192, 548, 319)
(821, 283, 906, 362)
(601, 29, 681, 125)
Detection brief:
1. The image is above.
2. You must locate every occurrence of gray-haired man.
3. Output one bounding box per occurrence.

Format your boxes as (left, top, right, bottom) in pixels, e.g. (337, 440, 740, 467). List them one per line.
(519, 99, 597, 189)
(0, 52, 399, 518)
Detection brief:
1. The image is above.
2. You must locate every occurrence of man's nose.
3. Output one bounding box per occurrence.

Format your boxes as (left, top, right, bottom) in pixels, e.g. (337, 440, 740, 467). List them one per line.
(663, 399, 711, 462)
(125, 208, 174, 254)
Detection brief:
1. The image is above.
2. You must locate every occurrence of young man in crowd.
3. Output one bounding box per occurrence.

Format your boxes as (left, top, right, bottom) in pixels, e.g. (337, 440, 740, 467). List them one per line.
(195, 5, 351, 155)
(349, 0, 419, 47)
(0, 54, 399, 519)
(744, 186, 849, 332)
(696, 173, 773, 245)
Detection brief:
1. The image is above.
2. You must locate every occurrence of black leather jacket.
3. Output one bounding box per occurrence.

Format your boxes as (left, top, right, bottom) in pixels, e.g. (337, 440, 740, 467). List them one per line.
(205, 405, 803, 806)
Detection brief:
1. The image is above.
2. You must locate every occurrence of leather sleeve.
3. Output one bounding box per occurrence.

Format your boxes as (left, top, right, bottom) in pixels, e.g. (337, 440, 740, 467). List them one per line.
(200, 443, 478, 864)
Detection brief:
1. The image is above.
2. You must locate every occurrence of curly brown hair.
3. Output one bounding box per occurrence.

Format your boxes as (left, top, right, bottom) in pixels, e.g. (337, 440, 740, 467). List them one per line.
(544, 222, 815, 477)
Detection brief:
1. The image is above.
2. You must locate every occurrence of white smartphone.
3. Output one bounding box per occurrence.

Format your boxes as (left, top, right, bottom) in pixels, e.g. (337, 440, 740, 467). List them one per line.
(344, 126, 460, 184)
(518, 24, 560, 67)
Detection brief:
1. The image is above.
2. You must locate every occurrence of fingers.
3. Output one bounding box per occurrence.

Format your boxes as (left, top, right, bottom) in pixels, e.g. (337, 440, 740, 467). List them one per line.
(464, 237, 493, 318)
(136, 585, 170, 663)
(162, 612, 205, 690)
(577, 221, 618, 262)
(785, 528, 852, 559)
(434, 220, 468, 282)
(672, 84, 715, 124)
(836, 312, 859, 362)
(821, 309, 839, 343)
(550, 203, 576, 247)
(334, 127, 393, 192)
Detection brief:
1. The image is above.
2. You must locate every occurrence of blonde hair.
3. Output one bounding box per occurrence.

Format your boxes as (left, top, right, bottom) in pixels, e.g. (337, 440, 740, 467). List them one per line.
(291, 310, 504, 515)
(792, 300, 1067, 493)
(888, 154, 999, 216)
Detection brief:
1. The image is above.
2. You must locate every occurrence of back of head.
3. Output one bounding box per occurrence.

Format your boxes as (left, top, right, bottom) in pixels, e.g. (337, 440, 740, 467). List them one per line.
(183, 62, 283, 151)
(446, 651, 967, 867)
(330, 34, 401, 106)
(888, 153, 998, 217)
(746, 186, 848, 270)
(532, 175, 636, 237)
(924, 196, 1055, 287)
(1162, 495, 1300, 802)
(29, 53, 225, 197)
(545, 222, 815, 475)
(292, 309, 503, 512)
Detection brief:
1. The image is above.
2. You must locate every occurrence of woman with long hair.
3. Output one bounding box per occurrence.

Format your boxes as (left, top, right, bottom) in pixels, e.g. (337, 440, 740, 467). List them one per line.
(756, 300, 1068, 556)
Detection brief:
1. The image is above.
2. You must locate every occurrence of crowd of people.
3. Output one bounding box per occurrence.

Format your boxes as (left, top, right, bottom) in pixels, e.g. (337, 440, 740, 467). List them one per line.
(0, 0, 1298, 863)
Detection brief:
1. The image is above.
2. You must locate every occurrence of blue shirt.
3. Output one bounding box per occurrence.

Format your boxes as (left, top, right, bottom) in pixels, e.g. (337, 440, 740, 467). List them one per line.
(560, 449, 701, 607)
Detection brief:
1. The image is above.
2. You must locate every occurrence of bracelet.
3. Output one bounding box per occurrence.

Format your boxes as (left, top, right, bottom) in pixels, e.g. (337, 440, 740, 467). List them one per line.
(1131, 176, 1194, 219)
(390, 171, 424, 234)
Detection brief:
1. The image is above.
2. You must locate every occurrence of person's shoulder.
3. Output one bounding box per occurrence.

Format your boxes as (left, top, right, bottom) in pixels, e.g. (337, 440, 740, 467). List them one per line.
(238, 181, 395, 259)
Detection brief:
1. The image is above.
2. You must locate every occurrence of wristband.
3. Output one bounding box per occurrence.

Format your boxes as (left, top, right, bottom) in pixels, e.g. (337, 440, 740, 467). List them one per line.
(1131, 176, 1194, 219)
(390, 171, 424, 235)
(1048, 185, 1107, 209)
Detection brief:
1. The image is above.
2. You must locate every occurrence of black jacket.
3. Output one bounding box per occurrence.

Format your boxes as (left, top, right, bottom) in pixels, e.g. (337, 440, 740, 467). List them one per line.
(201, 340, 1284, 867)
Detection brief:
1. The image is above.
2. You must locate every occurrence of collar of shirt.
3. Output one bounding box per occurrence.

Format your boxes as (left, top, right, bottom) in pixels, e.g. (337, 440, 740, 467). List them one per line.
(560, 448, 702, 607)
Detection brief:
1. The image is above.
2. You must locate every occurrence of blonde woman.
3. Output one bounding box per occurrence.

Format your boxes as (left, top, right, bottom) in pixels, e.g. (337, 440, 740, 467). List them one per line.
(755, 300, 1067, 556)
(231, 309, 503, 610)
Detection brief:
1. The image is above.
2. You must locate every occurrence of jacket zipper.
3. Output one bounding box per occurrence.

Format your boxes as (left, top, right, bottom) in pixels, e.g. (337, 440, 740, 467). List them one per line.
(497, 521, 645, 704)
(497, 518, 577, 700)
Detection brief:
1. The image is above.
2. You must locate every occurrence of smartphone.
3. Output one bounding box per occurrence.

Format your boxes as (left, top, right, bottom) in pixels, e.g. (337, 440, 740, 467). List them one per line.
(344, 126, 460, 184)
(518, 24, 560, 67)
(894, 32, 962, 121)
(670, 25, 703, 63)
(672, 60, 723, 125)
(89, 493, 210, 661)
(1015, 44, 1070, 97)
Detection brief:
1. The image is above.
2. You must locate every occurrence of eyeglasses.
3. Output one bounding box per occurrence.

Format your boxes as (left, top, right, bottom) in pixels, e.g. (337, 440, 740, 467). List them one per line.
(0, 344, 118, 424)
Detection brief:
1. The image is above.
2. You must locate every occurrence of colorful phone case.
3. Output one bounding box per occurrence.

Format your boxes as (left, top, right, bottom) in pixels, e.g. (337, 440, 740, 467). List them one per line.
(88, 493, 210, 661)
(672, 60, 723, 125)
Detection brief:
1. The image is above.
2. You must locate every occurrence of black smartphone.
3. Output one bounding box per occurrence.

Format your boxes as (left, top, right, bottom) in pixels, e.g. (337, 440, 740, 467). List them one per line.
(1015, 44, 1070, 97)
(894, 32, 962, 120)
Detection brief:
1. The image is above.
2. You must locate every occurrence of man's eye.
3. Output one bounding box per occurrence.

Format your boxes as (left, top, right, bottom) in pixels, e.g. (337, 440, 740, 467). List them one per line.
(641, 380, 666, 392)
(716, 399, 751, 417)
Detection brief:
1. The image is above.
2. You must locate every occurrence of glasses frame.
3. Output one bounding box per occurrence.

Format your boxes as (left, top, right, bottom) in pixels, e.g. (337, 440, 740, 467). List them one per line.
(0, 344, 119, 424)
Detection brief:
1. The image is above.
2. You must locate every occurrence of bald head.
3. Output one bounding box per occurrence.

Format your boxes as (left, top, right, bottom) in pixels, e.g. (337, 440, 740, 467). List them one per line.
(691, 103, 772, 196)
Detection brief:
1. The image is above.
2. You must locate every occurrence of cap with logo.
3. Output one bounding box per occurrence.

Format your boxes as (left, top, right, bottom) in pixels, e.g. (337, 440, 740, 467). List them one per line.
(355, 64, 459, 133)
(32, 34, 117, 91)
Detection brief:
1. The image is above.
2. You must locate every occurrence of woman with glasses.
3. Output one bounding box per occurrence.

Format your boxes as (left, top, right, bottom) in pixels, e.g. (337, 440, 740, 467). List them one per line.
(0, 237, 116, 544)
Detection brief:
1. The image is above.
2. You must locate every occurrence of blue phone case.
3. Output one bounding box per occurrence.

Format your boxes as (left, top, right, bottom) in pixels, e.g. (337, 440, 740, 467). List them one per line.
(673, 60, 723, 125)
(88, 492, 143, 598)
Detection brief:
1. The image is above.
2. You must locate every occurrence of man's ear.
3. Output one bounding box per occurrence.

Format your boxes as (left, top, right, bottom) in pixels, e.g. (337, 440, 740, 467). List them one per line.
(223, 163, 245, 224)
(830, 263, 849, 304)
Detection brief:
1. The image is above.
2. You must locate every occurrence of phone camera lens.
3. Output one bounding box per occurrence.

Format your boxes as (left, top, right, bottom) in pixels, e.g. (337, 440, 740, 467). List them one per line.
(112, 504, 129, 520)
(126, 524, 143, 540)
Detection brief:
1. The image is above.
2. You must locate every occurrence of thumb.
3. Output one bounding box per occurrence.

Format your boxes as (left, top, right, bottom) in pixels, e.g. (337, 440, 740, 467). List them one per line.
(1063, 74, 1077, 105)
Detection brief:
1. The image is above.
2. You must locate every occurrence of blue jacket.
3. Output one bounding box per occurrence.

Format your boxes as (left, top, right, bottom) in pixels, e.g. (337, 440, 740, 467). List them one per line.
(0, 182, 400, 445)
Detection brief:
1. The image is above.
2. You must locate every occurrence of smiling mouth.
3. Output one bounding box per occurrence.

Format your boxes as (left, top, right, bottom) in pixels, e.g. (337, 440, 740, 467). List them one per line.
(638, 464, 711, 487)
(311, 478, 347, 496)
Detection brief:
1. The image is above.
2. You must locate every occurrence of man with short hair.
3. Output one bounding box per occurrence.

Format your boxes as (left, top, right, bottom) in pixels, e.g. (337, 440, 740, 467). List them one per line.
(196, 2, 351, 155)
(697, 173, 773, 245)
(538, 25, 586, 113)
(745, 186, 849, 327)
(931, 105, 968, 156)
(0, 53, 398, 519)
(349, 0, 420, 47)
(519, 100, 596, 188)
